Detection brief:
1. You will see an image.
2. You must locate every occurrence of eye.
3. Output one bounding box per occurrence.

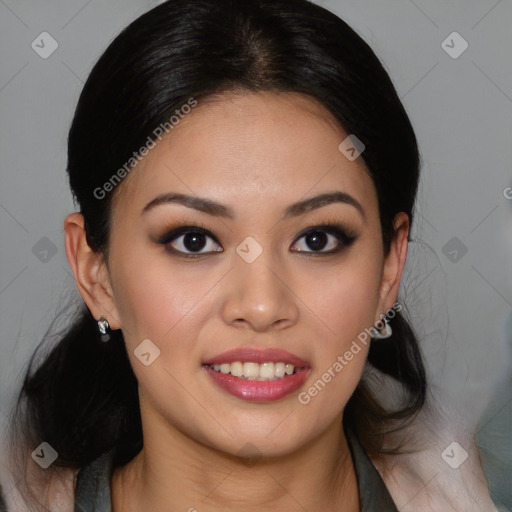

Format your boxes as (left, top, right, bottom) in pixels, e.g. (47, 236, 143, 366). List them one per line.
(156, 221, 358, 258)
(157, 224, 222, 257)
(290, 224, 358, 256)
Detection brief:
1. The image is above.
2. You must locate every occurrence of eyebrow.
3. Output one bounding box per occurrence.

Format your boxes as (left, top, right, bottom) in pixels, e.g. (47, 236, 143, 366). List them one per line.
(141, 191, 365, 220)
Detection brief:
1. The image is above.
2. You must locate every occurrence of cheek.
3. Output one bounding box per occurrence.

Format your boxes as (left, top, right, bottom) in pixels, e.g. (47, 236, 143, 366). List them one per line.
(108, 249, 215, 428)
(108, 244, 223, 404)
(302, 253, 383, 343)
(295, 251, 382, 410)
(109, 243, 210, 345)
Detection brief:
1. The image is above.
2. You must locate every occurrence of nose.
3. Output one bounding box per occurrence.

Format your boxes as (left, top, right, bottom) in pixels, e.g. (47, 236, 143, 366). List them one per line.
(221, 248, 299, 332)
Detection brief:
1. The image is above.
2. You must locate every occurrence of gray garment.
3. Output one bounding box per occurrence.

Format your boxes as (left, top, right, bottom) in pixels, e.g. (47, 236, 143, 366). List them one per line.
(74, 428, 398, 511)
(0, 485, 7, 512)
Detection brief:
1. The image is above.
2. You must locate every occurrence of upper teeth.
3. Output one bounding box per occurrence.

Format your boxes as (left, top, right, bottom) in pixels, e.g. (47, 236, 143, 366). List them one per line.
(209, 361, 297, 380)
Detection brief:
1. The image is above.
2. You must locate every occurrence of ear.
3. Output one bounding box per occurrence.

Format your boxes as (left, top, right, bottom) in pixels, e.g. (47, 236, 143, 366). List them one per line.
(63, 212, 121, 329)
(374, 212, 409, 323)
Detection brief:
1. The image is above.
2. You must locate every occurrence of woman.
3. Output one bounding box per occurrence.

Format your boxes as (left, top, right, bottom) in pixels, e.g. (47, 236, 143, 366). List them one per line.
(7, 0, 497, 510)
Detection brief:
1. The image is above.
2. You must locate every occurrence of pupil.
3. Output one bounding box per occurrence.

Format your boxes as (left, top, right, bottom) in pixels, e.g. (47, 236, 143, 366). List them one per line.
(184, 232, 206, 252)
(307, 231, 327, 251)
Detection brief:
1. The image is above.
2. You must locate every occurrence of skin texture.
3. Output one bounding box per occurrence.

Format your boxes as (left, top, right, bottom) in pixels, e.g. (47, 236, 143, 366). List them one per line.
(64, 91, 409, 511)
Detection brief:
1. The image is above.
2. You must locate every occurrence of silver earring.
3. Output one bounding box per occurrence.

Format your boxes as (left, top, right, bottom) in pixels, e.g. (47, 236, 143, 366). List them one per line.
(371, 321, 392, 340)
(98, 316, 110, 334)
(97, 316, 112, 342)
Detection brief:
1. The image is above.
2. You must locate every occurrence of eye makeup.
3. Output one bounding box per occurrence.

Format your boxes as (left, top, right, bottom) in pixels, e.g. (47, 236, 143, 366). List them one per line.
(152, 217, 360, 259)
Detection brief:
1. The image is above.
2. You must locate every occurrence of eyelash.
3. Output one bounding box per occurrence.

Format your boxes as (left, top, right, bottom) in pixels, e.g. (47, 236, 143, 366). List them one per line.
(156, 219, 358, 259)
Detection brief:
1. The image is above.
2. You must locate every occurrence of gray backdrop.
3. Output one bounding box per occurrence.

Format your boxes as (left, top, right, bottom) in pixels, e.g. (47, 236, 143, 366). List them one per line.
(0, 0, 510, 508)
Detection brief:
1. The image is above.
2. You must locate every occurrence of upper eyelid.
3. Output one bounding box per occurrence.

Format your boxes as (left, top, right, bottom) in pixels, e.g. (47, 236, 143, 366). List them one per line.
(159, 222, 355, 239)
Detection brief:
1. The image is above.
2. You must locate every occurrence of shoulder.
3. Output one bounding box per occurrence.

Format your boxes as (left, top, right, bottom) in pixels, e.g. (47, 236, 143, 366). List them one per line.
(369, 385, 498, 511)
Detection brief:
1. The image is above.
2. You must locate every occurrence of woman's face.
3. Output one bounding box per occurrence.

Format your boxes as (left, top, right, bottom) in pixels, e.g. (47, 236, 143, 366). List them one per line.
(95, 91, 405, 457)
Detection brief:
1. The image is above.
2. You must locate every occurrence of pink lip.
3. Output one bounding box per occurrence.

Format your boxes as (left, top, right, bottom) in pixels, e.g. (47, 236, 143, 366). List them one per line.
(202, 365, 311, 402)
(202, 347, 311, 402)
(202, 347, 310, 367)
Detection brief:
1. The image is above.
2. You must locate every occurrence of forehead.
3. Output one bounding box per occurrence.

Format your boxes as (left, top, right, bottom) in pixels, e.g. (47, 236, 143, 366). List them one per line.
(112, 91, 376, 221)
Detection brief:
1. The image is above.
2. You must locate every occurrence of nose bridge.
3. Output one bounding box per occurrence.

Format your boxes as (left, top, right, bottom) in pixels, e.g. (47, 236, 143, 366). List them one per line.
(223, 236, 298, 330)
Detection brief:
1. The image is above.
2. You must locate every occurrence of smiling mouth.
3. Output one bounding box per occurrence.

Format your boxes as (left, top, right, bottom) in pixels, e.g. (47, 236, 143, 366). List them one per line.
(203, 361, 304, 381)
(202, 362, 311, 402)
(201, 347, 311, 401)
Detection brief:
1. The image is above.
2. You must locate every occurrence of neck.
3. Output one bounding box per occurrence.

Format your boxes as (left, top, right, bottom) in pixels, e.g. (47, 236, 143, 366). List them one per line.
(112, 401, 359, 512)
